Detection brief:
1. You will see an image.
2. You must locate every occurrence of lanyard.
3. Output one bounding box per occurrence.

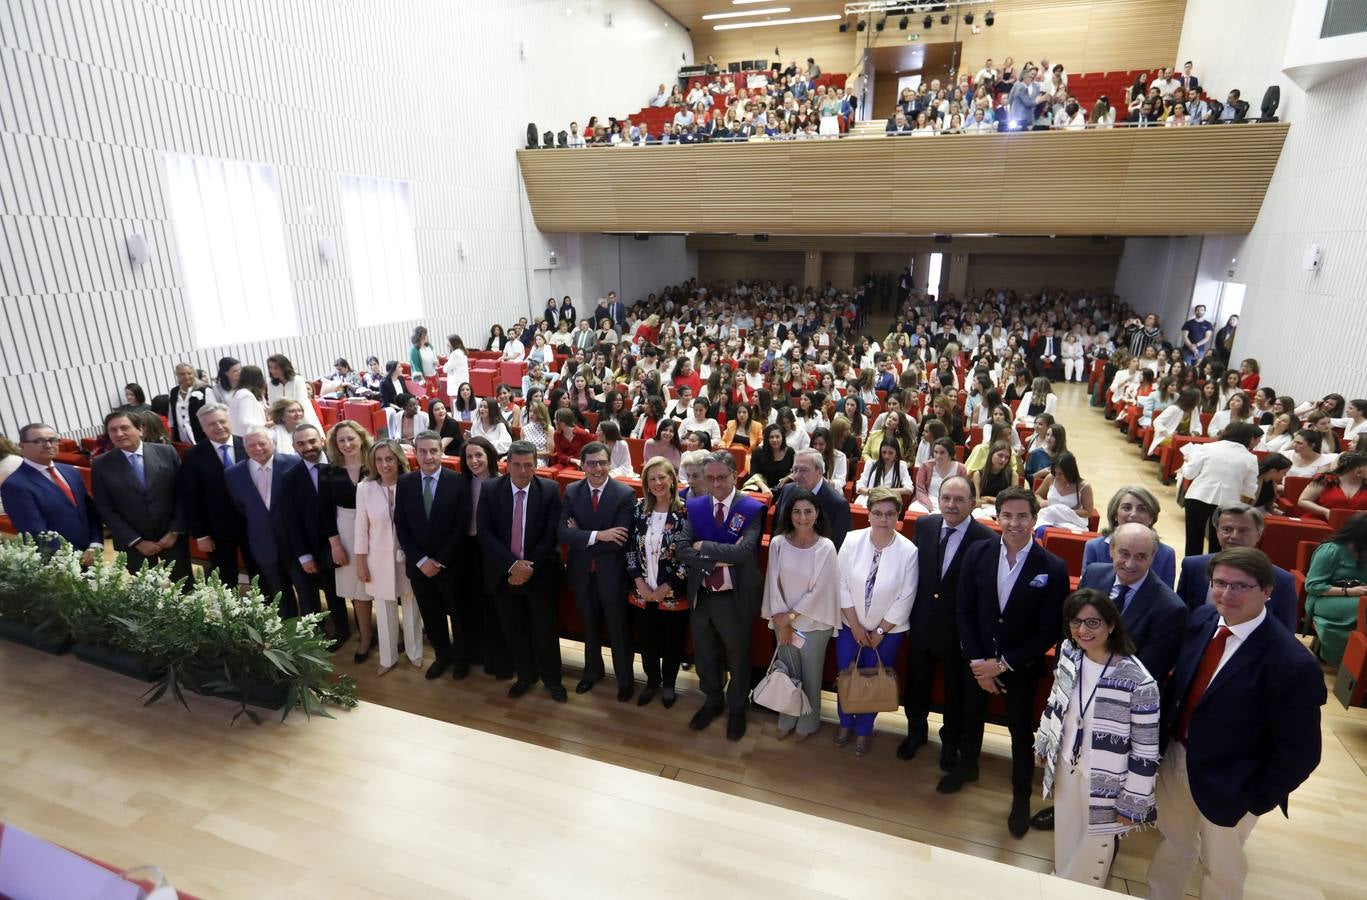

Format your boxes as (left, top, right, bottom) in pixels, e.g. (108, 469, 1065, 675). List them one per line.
(1071, 653, 1113, 767)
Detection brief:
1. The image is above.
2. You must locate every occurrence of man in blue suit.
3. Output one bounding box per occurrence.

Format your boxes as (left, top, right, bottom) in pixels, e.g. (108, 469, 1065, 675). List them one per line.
(223, 428, 304, 616)
(2, 423, 103, 564)
(1176, 504, 1298, 631)
(949, 486, 1069, 838)
(1147, 547, 1325, 900)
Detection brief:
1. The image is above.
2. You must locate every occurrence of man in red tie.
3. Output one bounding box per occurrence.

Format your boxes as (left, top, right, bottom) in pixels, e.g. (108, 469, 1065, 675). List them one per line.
(2, 423, 104, 564)
(1147, 547, 1326, 899)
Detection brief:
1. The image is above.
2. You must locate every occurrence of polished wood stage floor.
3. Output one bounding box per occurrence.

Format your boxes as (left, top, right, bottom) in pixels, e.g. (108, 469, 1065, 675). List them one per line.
(3, 385, 1365, 899)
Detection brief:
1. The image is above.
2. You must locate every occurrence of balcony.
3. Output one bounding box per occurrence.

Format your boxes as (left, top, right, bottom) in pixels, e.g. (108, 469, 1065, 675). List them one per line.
(517, 123, 1289, 237)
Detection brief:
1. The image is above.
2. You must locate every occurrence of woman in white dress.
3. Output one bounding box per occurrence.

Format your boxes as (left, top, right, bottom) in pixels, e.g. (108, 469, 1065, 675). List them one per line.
(1034, 451, 1094, 530)
(267, 399, 305, 456)
(266, 353, 322, 431)
(469, 398, 512, 457)
(1256, 412, 1297, 454)
(443, 335, 470, 402)
(1014, 377, 1058, 428)
(228, 365, 268, 438)
(354, 439, 424, 675)
(322, 421, 373, 662)
(1284, 428, 1336, 478)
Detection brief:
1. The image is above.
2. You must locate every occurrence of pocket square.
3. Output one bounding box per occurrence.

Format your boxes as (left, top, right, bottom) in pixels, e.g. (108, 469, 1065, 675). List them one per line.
(1029, 574, 1048, 588)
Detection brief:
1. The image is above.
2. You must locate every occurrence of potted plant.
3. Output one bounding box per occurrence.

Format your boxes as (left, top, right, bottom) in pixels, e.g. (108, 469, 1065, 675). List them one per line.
(0, 536, 75, 654)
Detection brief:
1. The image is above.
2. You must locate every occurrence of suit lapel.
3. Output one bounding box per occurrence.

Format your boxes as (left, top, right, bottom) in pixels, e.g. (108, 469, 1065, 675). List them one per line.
(1200, 617, 1272, 705)
(1003, 542, 1044, 611)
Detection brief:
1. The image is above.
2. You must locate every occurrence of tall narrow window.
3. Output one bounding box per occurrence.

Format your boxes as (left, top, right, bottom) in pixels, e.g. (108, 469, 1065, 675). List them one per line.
(927, 252, 944, 298)
(161, 153, 297, 347)
(339, 174, 423, 327)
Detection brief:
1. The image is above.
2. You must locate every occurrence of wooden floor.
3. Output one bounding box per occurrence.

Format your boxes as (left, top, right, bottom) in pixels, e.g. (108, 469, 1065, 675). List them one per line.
(4, 385, 1367, 899)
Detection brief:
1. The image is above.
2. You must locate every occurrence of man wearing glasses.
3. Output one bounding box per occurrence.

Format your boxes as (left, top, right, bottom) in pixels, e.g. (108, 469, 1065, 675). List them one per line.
(1175, 504, 1298, 630)
(1147, 547, 1325, 900)
(1, 423, 103, 564)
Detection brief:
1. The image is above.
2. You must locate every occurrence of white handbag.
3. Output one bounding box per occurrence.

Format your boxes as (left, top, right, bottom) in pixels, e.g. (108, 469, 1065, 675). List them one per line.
(752, 649, 810, 717)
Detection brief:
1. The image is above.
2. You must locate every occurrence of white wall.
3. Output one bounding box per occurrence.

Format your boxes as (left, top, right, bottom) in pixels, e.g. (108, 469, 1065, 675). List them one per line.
(1113, 237, 1203, 341)
(1177, 0, 1305, 119)
(0, 0, 692, 434)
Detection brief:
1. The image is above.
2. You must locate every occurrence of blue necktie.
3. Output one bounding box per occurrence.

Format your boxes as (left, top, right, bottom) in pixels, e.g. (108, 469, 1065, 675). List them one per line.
(218, 444, 231, 467)
(128, 451, 146, 487)
(1112, 583, 1131, 614)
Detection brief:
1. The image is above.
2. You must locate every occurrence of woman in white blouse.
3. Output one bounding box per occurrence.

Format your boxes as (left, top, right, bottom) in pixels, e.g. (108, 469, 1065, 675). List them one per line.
(469, 398, 513, 457)
(265, 354, 322, 432)
(443, 335, 470, 400)
(267, 399, 305, 456)
(1178, 423, 1261, 556)
(1014, 377, 1058, 427)
(682, 398, 722, 448)
(1343, 399, 1367, 442)
(1283, 428, 1337, 478)
(353, 440, 424, 675)
(777, 408, 811, 453)
(228, 365, 268, 438)
(834, 488, 919, 756)
(1256, 412, 1297, 454)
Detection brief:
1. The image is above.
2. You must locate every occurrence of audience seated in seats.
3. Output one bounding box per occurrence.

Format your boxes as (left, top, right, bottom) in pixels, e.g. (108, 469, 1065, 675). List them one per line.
(1303, 513, 1367, 665)
(1083, 486, 1177, 587)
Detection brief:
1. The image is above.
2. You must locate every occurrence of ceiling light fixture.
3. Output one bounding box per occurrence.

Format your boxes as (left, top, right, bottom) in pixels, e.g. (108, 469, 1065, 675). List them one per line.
(923, 14, 932, 28)
(898, 15, 908, 28)
(702, 7, 791, 19)
(732, 0, 777, 4)
(713, 13, 841, 29)
(857, 18, 866, 30)
(985, 9, 995, 25)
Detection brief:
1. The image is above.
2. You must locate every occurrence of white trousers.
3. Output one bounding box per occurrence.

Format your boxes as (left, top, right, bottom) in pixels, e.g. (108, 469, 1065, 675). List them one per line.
(376, 595, 424, 668)
(1064, 358, 1084, 382)
(1147, 743, 1258, 900)
(1053, 760, 1115, 886)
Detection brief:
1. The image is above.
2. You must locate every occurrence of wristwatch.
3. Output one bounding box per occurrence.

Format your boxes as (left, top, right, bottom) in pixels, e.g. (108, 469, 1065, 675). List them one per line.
(875, 626, 886, 635)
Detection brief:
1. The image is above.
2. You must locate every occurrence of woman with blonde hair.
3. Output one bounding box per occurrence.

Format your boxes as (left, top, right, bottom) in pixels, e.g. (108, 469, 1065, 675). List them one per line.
(267, 398, 306, 455)
(322, 420, 373, 661)
(354, 439, 424, 675)
(626, 456, 691, 707)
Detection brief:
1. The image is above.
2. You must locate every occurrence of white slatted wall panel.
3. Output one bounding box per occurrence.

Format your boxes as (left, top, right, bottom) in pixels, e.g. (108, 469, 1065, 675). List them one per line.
(0, 0, 692, 435)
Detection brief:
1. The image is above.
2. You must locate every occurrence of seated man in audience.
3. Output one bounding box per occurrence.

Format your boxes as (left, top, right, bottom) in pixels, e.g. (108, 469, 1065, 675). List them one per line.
(1, 422, 103, 563)
(771, 448, 851, 549)
(886, 111, 913, 136)
(1217, 89, 1248, 123)
(649, 83, 669, 107)
(1175, 504, 1298, 631)
(567, 121, 587, 148)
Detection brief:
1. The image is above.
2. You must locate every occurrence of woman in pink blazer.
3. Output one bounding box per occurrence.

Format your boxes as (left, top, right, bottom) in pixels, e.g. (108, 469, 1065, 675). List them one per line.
(354, 439, 424, 675)
(912, 436, 968, 513)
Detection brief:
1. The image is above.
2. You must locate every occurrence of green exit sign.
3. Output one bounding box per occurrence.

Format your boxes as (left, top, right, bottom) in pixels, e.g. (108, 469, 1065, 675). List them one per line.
(906, 33, 920, 41)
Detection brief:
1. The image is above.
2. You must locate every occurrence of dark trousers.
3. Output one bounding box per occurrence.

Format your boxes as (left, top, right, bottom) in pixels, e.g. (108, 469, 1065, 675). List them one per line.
(960, 665, 1040, 798)
(904, 646, 966, 751)
(290, 561, 341, 635)
(463, 537, 512, 676)
(412, 566, 465, 666)
(204, 538, 256, 589)
(125, 537, 192, 584)
(495, 581, 562, 688)
(1184, 497, 1221, 557)
(690, 588, 754, 712)
(256, 558, 302, 618)
(576, 569, 633, 688)
(629, 602, 689, 689)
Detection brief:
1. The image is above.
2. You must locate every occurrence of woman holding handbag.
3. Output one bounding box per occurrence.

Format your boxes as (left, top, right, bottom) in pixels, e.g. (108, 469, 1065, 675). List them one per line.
(760, 489, 841, 741)
(834, 487, 919, 756)
(626, 456, 692, 708)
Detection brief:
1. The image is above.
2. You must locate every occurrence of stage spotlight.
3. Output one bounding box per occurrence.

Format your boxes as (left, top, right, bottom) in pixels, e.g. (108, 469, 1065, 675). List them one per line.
(964, 12, 974, 24)
(985, 10, 995, 25)
(875, 16, 885, 31)
(940, 14, 950, 24)
(899, 15, 908, 29)
(923, 14, 932, 29)
(857, 18, 866, 31)
(839, 21, 848, 32)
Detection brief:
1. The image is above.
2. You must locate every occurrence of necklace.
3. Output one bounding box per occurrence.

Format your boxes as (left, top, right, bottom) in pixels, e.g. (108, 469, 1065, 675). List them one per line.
(1070, 652, 1113, 770)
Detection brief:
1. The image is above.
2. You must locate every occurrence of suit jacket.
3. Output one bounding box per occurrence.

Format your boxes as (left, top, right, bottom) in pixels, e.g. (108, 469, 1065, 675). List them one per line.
(771, 481, 852, 549)
(393, 468, 471, 580)
(91, 443, 185, 549)
(476, 475, 563, 594)
(1162, 604, 1325, 826)
(907, 515, 995, 654)
(956, 538, 1068, 671)
(558, 477, 634, 598)
(1176, 553, 1298, 632)
(674, 491, 765, 610)
(1, 461, 103, 549)
(177, 439, 247, 543)
(166, 385, 208, 444)
(1082, 535, 1178, 588)
(1079, 564, 1188, 682)
(223, 455, 303, 566)
(282, 459, 334, 562)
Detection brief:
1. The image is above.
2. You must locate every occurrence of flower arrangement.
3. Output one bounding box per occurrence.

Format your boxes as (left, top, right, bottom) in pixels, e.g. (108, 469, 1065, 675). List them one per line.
(0, 535, 358, 725)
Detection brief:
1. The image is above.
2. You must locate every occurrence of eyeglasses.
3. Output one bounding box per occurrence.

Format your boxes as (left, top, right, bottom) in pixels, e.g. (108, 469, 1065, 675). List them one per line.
(868, 509, 900, 520)
(582, 459, 609, 468)
(21, 438, 60, 445)
(1210, 578, 1259, 594)
(1068, 617, 1105, 631)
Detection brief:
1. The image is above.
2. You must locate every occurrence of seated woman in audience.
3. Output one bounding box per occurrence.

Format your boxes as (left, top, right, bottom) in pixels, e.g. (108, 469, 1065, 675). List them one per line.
(1284, 428, 1335, 478)
(385, 394, 429, 446)
(1304, 513, 1367, 665)
(1253, 453, 1292, 517)
(627, 456, 691, 709)
(1034, 589, 1158, 887)
(794, 392, 826, 435)
(914, 418, 948, 466)
(809, 426, 847, 490)
(682, 397, 721, 447)
(965, 422, 1019, 473)
(1298, 452, 1367, 520)
(631, 396, 665, 441)
(863, 409, 914, 462)
(133, 409, 172, 446)
(1303, 410, 1339, 450)
(378, 361, 411, 408)
(777, 407, 811, 453)
(747, 423, 794, 493)
(469, 398, 512, 457)
(600, 389, 635, 438)
(597, 419, 635, 478)
(681, 430, 712, 454)
(1061, 331, 1086, 381)
(1238, 358, 1261, 393)
(762, 488, 841, 742)
(1343, 398, 1367, 442)
(1107, 357, 1142, 416)
(855, 439, 913, 508)
(664, 383, 695, 421)
(1296, 393, 1346, 420)
(1257, 411, 1298, 454)
(1034, 451, 1094, 530)
(1024, 420, 1063, 481)
(1207, 390, 1254, 438)
(1179, 423, 1263, 556)
(912, 437, 967, 514)
(355, 439, 424, 676)
(643, 419, 682, 472)
(722, 402, 762, 460)
(1138, 377, 1177, 430)
(1082, 486, 1177, 586)
(1014, 376, 1057, 427)
(1005, 368, 1033, 404)
(266, 354, 323, 431)
(229, 365, 268, 438)
(268, 399, 306, 455)
(1216, 370, 1243, 409)
(450, 382, 477, 423)
(971, 441, 1016, 510)
(427, 400, 464, 458)
(520, 399, 552, 464)
(1147, 388, 1202, 457)
(485, 324, 507, 352)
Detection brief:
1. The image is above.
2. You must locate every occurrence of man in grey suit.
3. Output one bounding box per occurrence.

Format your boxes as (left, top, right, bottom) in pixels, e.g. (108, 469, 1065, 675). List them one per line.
(91, 410, 190, 580)
(771, 448, 852, 549)
(558, 441, 636, 700)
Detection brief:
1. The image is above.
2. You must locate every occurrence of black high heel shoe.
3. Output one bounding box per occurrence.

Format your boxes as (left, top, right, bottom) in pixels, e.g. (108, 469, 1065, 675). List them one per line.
(353, 643, 372, 664)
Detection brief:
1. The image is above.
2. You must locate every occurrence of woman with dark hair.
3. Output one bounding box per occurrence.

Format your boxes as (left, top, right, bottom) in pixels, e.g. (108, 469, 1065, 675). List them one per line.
(451, 382, 478, 423)
(266, 353, 322, 430)
(1298, 452, 1367, 520)
(856, 438, 913, 507)
(409, 326, 437, 380)
(443, 335, 470, 396)
(459, 435, 513, 679)
(912, 436, 967, 514)
(559, 295, 577, 329)
(485, 324, 507, 352)
(809, 426, 847, 489)
(1253, 453, 1292, 516)
(213, 356, 242, 405)
(379, 361, 412, 409)
(1034, 589, 1158, 886)
(777, 407, 810, 453)
(1178, 422, 1262, 555)
(1147, 387, 1203, 456)
(1034, 451, 1094, 530)
(228, 365, 268, 437)
(1285, 428, 1334, 478)
(643, 418, 682, 470)
(748, 423, 794, 492)
(1024, 419, 1063, 480)
(1305, 512, 1367, 664)
(762, 488, 840, 741)
(602, 389, 636, 438)
(469, 398, 512, 456)
(121, 383, 151, 413)
(428, 399, 465, 457)
(972, 440, 1015, 508)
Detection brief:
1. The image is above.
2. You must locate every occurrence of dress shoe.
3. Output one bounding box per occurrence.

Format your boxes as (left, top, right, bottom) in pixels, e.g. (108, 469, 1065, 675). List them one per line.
(575, 677, 599, 694)
(548, 684, 568, 703)
(353, 645, 371, 665)
(939, 743, 959, 773)
(935, 767, 980, 794)
(689, 704, 722, 731)
(617, 684, 634, 703)
(854, 735, 872, 757)
(833, 727, 852, 748)
(450, 663, 470, 681)
(507, 681, 533, 699)
(1008, 797, 1032, 838)
(425, 657, 450, 680)
(636, 686, 658, 707)
(376, 662, 396, 677)
(725, 712, 747, 741)
(794, 729, 815, 743)
(896, 733, 928, 761)
(329, 633, 351, 653)
(1030, 807, 1056, 831)
(661, 688, 677, 709)
(775, 727, 794, 741)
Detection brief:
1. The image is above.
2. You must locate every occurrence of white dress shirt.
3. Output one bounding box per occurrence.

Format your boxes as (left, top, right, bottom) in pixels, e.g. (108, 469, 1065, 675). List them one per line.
(939, 517, 970, 577)
(996, 539, 1030, 612)
(1179, 440, 1258, 507)
(1213, 607, 1267, 678)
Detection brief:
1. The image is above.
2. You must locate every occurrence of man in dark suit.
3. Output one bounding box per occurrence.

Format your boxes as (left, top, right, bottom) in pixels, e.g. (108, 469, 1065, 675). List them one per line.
(177, 403, 253, 589)
(395, 431, 472, 681)
(674, 450, 766, 741)
(91, 410, 190, 580)
(931, 320, 958, 354)
(900, 475, 994, 766)
(477, 441, 566, 701)
(949, 486, 1068, 838)
(1176, 504, 1298, 631)
(166, 362, 207, 445)
(771, 449, 851, 549)
(1146, 548, 1325, 900)
(558, 441, 636, 699)
(223, 428, 303, 616)
(606, 291, 627, 334)
(1029, 325, 1063, 381)
(281, 424, 344, 633)
(2, 422, 103, 564)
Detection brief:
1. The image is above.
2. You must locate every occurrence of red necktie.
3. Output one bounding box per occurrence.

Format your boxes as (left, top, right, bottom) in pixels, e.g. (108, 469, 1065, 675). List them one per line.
(47, 466, 77, 506)
(704, 500, 726, 590)
(1174, 625, 1233, 743)
(591, 488, 600, 510)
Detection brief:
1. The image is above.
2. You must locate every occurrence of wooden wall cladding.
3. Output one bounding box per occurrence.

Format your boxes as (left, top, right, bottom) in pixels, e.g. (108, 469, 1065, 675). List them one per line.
(518, 124, 1288, 237)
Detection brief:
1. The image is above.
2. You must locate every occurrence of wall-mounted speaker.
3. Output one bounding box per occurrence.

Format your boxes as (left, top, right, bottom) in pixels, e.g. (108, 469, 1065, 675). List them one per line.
(125, 234, 148, 267)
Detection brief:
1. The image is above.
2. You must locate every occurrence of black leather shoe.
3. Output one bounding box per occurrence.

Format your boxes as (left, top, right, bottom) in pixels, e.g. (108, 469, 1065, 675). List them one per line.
(425, 658, 450, 680)
(575, 678, 598, 694)
(935, 767, 980, 794)
(617, 684, 634, 703)
(689, 705, 722, 731)
(896, 733, 927, 761)
(353, 645, 371, 665)
(939, 743, 959, 773)
(548, 684, 568, 703)
(329, 633, 351, 653)
(661, 689, 677, 709)
(451, 663, 470, 681)
(637, 686, 657, 706)
(1008, 797, 1032, 838)
(1030, 807, 1056, 831)
(725, 712, 747, 742)
(507, 681, 533, 699)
